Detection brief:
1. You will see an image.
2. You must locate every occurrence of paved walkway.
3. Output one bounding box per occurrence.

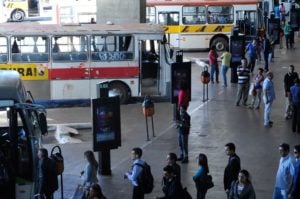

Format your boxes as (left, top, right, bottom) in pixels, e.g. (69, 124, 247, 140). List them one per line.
(45, 38, 300, 199)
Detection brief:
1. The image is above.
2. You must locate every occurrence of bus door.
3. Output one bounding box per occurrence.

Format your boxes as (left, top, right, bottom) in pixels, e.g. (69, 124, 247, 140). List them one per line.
(51, 35, 90, 101)
(157, 8, 180, 48)
(236, 9, 259, 42)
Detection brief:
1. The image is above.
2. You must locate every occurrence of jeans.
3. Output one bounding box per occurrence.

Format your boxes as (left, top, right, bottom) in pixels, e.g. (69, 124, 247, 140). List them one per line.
(133, 186, 144, 199)
(178, 133, 189, 159)
(196, 189, 207, 199)
(272, 187, 288, 199)
(221, 65, 229, 86)
(264, 100, 273, 125)
(247, 57, 256, 73)
(236, 83, 249, 105)
(210, 64, 219, 83)
(263, 52, 269, 71)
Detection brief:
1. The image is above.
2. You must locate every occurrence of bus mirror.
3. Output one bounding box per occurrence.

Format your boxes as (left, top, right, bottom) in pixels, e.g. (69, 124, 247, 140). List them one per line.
(38, 113, 48, 135)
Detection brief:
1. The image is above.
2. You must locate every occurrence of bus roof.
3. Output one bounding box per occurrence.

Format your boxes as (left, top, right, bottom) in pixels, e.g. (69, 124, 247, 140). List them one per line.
(0, 70, 27, 103)
(0, 23, 165, 36)
(146, 0, 262, 6)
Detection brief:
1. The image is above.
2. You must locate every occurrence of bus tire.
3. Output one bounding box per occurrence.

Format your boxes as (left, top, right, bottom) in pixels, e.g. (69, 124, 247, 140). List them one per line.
(211, 37, 228, 51)
(109, 81, 130, 104)
(11, 9, 25, 22)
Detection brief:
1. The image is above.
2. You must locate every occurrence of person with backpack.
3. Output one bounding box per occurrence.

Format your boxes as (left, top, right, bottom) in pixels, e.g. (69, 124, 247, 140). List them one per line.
(125, 147, 153, 199)
(156, 165, 184, 199)
(37, 148, 58, 199)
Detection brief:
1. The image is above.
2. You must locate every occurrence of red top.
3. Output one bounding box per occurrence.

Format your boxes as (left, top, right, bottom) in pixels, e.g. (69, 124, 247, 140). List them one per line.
(208, 50, 218, 65)
(178, 89, 190, 108)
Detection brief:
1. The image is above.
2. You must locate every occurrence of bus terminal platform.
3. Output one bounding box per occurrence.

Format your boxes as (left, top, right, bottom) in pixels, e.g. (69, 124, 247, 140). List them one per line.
(45, 38, 300, 199)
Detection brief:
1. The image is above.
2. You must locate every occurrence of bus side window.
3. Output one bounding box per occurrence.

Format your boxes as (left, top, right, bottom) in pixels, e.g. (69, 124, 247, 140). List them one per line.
(52, 42, 60, 53)
(12, 40, 20, 53)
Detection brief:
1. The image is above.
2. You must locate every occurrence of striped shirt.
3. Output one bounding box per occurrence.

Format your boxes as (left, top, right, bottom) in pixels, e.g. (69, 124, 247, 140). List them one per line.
(237, 66, 250, 84)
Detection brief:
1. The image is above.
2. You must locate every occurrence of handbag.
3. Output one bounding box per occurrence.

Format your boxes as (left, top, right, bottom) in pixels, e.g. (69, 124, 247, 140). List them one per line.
(204, 174, 214, 190)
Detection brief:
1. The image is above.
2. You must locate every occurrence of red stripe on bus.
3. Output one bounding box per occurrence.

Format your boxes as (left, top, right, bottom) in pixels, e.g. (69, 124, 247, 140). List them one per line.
(49, 67, 139, 80)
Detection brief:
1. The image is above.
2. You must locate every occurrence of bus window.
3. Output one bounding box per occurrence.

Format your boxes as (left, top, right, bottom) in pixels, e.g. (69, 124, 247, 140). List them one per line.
(0, 37, 8, 63)
(91, 35, 134, 61)
(182, 6, 206, 25)
(158, 12, 179, 25)
(207, 6, 233, 24)
(146, 6, 156, 23)
(11, 36, 49, 63)
(52, 35, 88, 62)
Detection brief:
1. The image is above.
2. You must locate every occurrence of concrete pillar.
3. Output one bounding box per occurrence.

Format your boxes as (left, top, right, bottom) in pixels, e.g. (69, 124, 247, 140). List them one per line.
(96, 0, 146, 24)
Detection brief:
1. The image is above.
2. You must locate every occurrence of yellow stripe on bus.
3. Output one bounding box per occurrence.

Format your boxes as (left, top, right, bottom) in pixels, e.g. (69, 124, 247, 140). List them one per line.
(165, 25, 233, 33)
(0, 64, 49, 80)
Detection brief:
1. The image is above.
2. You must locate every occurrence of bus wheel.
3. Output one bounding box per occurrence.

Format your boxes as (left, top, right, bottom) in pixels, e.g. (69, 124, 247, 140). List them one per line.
(11, 9, 25, 22)
(211, 37, 228, 51)
(109, 82, 130, 104)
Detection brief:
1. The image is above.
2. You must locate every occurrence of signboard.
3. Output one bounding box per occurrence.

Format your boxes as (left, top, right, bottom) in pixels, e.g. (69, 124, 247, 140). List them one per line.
(171, 62, 191, 104)
(92, 96, 121, 151)
(0, 64, 48, 80)
(230, 35, 245, 64)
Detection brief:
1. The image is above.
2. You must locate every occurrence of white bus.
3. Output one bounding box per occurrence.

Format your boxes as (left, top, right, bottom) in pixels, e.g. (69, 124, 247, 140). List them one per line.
(146, 0, 265, 50)
(0, 70, 48, 199)
(2, 0, 53, 22)
(0, 23, 172, 105)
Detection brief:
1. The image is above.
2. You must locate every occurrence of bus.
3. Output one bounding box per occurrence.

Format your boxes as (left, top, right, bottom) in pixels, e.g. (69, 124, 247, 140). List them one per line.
(2, 0, 53, 22)
(146, 0, 265, 51)
(0, 23, 172, 105)
(0, 70, 48, 198)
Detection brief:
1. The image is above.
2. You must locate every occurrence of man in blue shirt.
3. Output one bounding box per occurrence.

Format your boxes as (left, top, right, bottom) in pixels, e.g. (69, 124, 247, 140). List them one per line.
(290, 145, 300, 199)
(263, 72, 276, 127)
(245, 39, 258, 74)
(273, 143, 295, 199)
(290, 78, 300, 133)
(125, 147, 145, 199)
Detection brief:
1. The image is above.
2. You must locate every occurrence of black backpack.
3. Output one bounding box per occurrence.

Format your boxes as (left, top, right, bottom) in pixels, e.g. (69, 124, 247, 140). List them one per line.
(135, 162, 154, 194)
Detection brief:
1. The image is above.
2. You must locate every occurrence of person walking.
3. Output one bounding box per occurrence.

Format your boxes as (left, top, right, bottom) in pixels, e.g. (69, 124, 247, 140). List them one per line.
(81, 150, 99, 198)
(177, 107, 190, 163)
(290, 145, 300, 199)
(273, 143, 295, 199)
(124, 147, 147, 199)
(193, 153, 210, 199)
(279, 3, 286, 25)
(284, 22, 292, 49)
(245, 39, 258, 74)
(220, 47, 232, 87)
(290, 78, 300, 133)
(224, 143, 241, 198)
(236, 58, 251, 106)
(208, 45, 219, 84)
(284, 65, 299, 119)
(229, 169, 256, 199)
(166, 153, 181, 182)
(37, 148, 58, 199)
(263, 72, 276, 127)
(249, 68, 264, 109)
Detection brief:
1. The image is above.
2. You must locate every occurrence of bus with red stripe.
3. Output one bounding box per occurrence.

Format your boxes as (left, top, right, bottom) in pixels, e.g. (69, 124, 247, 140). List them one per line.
(0, 23, 172, 105)
(146, 0, 265, 50)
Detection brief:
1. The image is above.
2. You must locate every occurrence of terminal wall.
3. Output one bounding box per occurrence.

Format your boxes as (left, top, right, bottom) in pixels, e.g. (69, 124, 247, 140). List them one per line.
(96, 0, 146, 24)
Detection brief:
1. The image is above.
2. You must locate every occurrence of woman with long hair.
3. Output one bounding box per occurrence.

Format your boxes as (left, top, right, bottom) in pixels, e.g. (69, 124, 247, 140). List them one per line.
(229, 169, 256, 199)
(193, 153, 210, 199)
(81, 150, 99, 196)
